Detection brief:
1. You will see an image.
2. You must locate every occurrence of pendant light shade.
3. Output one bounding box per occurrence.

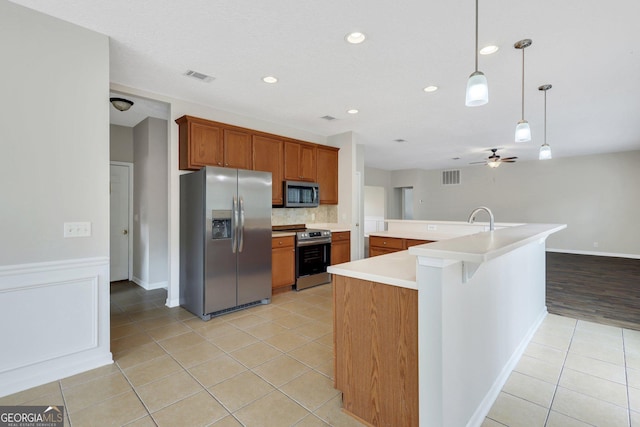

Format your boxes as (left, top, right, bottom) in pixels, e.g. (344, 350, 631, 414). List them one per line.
(538, 84, 553, 160)
(514, 39, 532, 142)
(515, 120, 531, 142)
(465, 0, 488, 106)
(466, 71, 488, 106)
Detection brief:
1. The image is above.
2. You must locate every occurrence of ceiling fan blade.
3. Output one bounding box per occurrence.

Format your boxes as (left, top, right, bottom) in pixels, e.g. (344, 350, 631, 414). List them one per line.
(469, 161, 488, 165)
(501, 160, 517, 163)
(501, 156, 518, 161)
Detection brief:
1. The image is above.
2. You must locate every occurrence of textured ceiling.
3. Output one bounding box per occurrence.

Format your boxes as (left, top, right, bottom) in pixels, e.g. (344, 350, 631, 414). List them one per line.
(10, 0, 640, 170)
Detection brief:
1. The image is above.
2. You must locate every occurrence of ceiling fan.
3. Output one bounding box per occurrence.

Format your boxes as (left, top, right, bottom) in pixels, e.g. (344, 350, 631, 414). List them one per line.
(469, 148, 518, 168)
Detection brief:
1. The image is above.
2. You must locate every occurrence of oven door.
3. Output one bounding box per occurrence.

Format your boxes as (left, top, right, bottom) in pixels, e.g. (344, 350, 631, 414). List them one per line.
(296, 241, 331, 290)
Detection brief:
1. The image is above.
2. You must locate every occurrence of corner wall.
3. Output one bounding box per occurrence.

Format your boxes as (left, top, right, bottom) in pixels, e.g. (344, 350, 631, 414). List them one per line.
(0, 1, 111, 396)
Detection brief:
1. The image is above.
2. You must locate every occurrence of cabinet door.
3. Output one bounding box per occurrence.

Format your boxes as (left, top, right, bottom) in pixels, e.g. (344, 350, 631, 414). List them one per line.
(223, 129, 252, 169)
(253, 135, 284, 205)
(404, 239, 434, 249)
(317, 146, 339, 204)
(187, 121, 223, 169)
(284, 141, 317, 181)
(369, 236, 404, 250)
(331, 231, 351, 265)
(369, 246, 398, 257)
(272, 236, 295, 289)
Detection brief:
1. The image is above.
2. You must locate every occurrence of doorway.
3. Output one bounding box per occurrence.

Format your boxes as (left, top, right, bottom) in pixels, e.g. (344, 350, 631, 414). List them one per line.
(401, 187, 414, 220)
(110, 162, 133, 281)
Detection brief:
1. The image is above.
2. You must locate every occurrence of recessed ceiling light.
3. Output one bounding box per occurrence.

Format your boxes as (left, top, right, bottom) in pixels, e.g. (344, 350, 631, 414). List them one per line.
(423, 85, 439, 93)
(262, 76, 278, 84)
(479, 45, 499, 55)
(345, 32, 366, 44)
(347, 109, 359, 114)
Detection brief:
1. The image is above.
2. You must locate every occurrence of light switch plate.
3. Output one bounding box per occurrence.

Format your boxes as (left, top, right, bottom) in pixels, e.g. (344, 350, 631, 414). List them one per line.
(427, 224, 437, 231)
(64, 222, 91, 238)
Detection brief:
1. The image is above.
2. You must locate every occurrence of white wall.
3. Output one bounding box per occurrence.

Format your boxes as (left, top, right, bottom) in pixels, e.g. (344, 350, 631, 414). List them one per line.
(0, 1, 111, 396)
(110, 124, 134, 162)
(133, 117, 169, 290)
(366, 151, 640, 257)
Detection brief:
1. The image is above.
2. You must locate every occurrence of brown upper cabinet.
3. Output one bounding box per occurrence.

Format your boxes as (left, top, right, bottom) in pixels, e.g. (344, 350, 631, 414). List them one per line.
(252, 135, 284, 205)
(176, 115, 338, 205)
(284, 140, 316, 182)
(222, 128, 252, 169)
(177, 116, 223, 170)
(317, 146, 339, 204)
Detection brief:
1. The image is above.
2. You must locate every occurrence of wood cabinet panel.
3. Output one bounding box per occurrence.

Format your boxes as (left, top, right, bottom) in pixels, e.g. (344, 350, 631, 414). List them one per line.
(331, 231, 350, 265)
(369, 236, 404, 250)
(404, 239, 434, 249)
(317, 146, 339, 204)
(252, 135, 284, 205)
(333, 275, 418, 427)
(272, 236, 295, 290)
(177, 116, 223, 170)
(284, 140, 317, 181)
(223, 128, 251, 169)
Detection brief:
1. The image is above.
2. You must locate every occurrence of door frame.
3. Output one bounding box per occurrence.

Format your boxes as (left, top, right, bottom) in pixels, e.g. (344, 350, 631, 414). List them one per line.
(110, 161, 134, 281)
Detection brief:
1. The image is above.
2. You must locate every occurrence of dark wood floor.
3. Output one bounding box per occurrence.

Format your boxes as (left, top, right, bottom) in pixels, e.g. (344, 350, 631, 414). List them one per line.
(546, 252, 640, 330)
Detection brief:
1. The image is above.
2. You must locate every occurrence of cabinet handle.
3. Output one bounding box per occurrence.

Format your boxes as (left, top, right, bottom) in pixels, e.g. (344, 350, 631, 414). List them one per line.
(383, 241, 387, 245)
(279, 241, 283, 245)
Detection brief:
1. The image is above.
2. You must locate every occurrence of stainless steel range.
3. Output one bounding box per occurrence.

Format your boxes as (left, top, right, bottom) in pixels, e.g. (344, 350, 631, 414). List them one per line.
(274, 225, 332, 290)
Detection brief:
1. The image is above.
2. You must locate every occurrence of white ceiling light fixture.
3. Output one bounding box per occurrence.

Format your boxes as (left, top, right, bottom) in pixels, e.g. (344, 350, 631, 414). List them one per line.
(479, 45, 499, 55)
(110, 97, 134, 111)
(423, 85, 438, 93)
(347, 109, 359, 114)
(514, 39, 532, 142)
(345, 32, 366, 44)
(262, 76, 278, 84)
(538, 84, 553, 160)
(465, 0, 488, 106)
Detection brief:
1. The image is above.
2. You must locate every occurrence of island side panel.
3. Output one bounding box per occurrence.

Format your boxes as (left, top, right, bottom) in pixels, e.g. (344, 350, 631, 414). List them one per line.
(333, 274, 419, 427)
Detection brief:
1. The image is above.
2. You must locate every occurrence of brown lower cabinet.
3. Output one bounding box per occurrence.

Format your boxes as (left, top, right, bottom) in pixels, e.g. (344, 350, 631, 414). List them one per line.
(333, 274, 418, 426)
(331, 231, 350, 265)
(271, 235, 295, 291)
(368, 235, 434, 257)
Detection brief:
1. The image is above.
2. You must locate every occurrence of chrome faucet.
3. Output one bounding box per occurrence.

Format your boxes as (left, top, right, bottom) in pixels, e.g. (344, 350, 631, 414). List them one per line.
(468, 206, 495, 231)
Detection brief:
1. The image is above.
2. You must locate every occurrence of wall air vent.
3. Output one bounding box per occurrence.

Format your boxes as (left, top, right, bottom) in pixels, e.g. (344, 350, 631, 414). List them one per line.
(442, 169, 461, 185)
(320, 115, 337, 121)
(184, 70, 215, 83)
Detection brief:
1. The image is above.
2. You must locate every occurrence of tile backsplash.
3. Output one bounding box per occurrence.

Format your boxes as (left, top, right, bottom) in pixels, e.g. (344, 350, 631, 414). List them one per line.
(272, 205, 337, 226)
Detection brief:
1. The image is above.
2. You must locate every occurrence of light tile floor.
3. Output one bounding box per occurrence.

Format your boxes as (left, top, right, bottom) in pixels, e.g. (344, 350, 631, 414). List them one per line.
(2, 281, 640, 426)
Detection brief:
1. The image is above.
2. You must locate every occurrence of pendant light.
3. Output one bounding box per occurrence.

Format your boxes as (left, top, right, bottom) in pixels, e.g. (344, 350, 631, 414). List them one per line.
(514, 39, 532, 142)
(465, 0, 488, 106)
(538, 84, 553, 160)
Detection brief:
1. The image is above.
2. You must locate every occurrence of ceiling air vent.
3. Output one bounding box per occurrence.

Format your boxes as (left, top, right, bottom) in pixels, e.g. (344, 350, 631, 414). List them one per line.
(320, 115, 337, 121)
(442, 169, 461, 185)
(184, 70, 215, 83)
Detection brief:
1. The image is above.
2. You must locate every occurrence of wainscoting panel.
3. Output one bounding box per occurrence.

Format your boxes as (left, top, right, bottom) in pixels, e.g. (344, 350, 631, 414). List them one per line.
(0, 257, 112, 397)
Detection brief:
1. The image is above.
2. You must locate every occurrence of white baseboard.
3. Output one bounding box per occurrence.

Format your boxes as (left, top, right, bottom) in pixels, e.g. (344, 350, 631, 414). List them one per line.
(132, 275, 168, 291)
(547, 248, 640, 259)
(466, 308, 548, 427)
(0, 257, 112, 397)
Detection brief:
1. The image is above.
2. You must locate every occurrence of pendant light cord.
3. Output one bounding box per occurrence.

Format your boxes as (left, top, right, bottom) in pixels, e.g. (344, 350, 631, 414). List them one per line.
(475, 0, 479, 72)
(521, 48, 525, 120)
(544, 90, 547, 144)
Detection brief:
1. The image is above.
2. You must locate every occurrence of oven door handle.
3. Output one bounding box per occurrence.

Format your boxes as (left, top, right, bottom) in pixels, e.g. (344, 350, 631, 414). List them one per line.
(297, 238, 332, 247)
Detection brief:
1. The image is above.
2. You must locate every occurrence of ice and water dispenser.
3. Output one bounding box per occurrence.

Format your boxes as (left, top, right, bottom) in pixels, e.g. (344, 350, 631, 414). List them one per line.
(211, 210, 232, 240)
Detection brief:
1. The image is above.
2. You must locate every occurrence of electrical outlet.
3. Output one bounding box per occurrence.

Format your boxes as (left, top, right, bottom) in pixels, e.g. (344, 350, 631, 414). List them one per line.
(64, 222, 91, 238)
(593, 242, 599, 248)
(427, 224, 437, 231)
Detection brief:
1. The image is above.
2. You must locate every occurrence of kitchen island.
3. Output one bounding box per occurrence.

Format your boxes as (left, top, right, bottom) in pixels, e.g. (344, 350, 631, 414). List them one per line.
(328, 222, 566, 427)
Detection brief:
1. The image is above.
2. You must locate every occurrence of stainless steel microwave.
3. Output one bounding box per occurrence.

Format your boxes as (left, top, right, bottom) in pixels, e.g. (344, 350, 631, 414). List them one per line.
(284, 181, 319, 208)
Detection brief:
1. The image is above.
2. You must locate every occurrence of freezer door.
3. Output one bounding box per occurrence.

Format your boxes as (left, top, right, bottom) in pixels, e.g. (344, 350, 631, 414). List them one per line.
(237, 169, 272, 305)
(204, 167, 239, 313)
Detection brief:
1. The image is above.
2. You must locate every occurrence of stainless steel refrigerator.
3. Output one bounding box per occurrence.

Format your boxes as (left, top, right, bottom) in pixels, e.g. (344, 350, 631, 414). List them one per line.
(180, 166, 272, 320)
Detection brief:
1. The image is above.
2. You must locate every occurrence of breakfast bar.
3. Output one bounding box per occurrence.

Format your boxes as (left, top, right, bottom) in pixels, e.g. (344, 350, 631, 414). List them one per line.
(328, 222, 566, 427)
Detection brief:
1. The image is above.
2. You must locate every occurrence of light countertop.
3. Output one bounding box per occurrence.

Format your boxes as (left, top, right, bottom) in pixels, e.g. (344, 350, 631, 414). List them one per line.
(307, 223, 351, 232)
(272, 231, 296, 237)
(329, 223, 566, 289)
(328, 251, 417, 290)
(369, 230, 461, 241)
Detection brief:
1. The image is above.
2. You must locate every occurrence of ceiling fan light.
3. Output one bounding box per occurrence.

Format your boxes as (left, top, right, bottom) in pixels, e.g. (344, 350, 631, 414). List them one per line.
(466, 71, 488, 106)
(515, 120, 531, 142)
(487, 160, 501, 168)
(539, 143, 552, 160)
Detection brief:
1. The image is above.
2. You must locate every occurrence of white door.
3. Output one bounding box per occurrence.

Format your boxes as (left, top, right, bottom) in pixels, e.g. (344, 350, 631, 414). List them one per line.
(110, 163, 131, 281)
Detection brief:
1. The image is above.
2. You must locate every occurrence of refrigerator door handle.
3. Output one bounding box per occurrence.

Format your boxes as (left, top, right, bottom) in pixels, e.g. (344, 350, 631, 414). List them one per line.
(232, 196, 238, 253)
(238, 196, 245, 253)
